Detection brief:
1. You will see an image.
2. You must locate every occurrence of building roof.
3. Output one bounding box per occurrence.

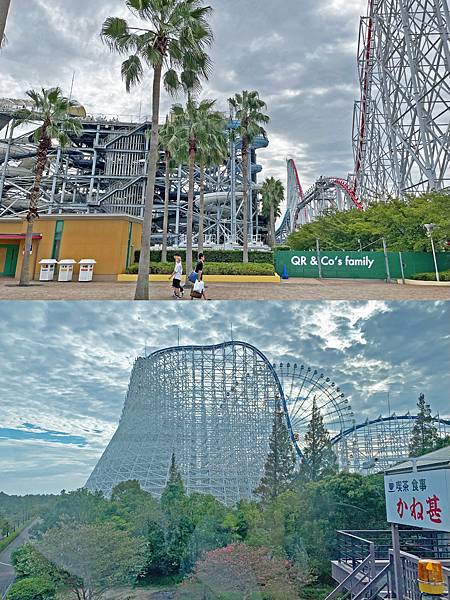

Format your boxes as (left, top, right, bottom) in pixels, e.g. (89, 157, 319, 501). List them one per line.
(385, 446, 450, 475)
(0, 215, 143, 224)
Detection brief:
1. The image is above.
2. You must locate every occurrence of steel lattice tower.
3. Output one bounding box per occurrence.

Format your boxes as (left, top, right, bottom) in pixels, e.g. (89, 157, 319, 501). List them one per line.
(352, 0, 450, 201)
(86, 342, 282, 505)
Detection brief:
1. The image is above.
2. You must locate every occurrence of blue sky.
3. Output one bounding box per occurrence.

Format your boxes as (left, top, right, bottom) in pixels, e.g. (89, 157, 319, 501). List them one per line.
(0, 301, 448, 496)
(1, 0, 367, 189)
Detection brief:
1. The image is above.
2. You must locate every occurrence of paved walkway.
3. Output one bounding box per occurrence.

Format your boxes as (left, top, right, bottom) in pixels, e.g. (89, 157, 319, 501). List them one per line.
(0, 523, 35, 597)
(0, 279, 448, 301)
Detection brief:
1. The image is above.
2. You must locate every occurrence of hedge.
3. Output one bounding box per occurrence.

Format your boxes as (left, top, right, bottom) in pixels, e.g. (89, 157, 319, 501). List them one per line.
(6, 577, 56, 600)
(134, 249, 274, 264)
(410, 270, 450, 281)
(127, 262, 276, 276)
(0, 527, 24, 553)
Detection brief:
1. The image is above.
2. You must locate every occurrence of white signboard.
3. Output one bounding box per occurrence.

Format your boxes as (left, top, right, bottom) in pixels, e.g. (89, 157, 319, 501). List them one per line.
(384, 469, 450, 531)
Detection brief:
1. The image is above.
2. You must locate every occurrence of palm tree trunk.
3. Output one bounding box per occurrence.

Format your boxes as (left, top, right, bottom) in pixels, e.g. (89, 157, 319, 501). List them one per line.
(161, 150, 170, 263)
(0, 0, 11, 44)
(186, 146, 196, 278)
(135, 62, 162, 301)
(242, 138, 249, 263)
(19, 134, 49, 286)
(270, 204, 275, 248)
(198, 161, 205, 254)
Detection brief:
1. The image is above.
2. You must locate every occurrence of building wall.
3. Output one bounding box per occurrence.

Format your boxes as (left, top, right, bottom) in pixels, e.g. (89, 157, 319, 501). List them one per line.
(0, 216, 142, 280)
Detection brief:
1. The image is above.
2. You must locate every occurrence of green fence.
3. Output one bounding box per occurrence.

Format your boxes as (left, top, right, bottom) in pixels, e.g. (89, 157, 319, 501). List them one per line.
(274, 251, 450, 280)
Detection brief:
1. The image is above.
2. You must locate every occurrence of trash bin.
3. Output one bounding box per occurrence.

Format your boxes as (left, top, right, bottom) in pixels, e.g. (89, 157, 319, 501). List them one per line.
(78, 259, 97, 282)
(39, 259, 58, 282)
(58, 259, 77, 282)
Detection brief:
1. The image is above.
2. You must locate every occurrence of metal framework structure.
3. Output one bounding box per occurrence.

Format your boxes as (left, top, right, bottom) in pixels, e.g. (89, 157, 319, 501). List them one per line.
(277, 159, 363, 242)
(275, 361, 354, 459)
(0, 100, 270, 248)
(86, 340, 450, 503)
(352, 0, 450, 201)
(333, 414, 450, 474)
(86, 341, 283, 504)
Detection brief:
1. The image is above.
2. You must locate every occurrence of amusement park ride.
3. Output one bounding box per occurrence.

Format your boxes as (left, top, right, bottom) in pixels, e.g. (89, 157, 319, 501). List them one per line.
(86, 341, 450, 504)
(1, 0, 448, 247)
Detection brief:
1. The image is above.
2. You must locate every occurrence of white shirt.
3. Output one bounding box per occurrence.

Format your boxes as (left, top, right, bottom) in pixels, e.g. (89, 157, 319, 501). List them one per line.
(174, 262, 183, 279)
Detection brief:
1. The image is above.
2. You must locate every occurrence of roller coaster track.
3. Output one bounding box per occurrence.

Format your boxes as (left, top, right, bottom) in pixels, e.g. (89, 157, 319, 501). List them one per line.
(276, 159, 363, 243)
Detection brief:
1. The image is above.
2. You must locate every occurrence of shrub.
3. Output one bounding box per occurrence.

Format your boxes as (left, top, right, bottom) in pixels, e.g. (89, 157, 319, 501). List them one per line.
(126, 262, 275, 276)
(134, 249, 274, 264)
(275, 245, 291, 251)
(0, 526, 27, 553)
(410, 270, 450, 281)
(6, 577, 56, 600)
(184, 543, 311, 600)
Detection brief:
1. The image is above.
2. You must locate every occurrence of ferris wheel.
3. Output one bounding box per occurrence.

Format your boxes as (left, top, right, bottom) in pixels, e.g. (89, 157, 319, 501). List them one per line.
(274, 362, 354, 460)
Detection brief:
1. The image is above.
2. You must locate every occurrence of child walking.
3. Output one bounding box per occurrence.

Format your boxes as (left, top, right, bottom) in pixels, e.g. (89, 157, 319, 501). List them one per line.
(170, 255, 184, 299)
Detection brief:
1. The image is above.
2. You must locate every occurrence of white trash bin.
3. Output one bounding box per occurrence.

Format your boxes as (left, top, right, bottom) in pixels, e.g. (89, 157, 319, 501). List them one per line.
(78, 259, 97, 282)
(58, 259, 77, 282)
(39, 259, 58, 282)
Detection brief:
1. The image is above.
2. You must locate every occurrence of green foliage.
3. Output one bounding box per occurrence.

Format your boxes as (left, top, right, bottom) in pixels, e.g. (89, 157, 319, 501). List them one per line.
(101, 0, 213, 95)
(127, 262, 275, 275)
(228, 91, 270, 145)
(37, 522, 146, 598)
(36, 488, 112, 534)
(0, 524, 26, 553)
(294, 473, 387, 578)
(6, 577, 56, 600)
(13, 87, 82, 147)
(0, 492, 55, 529)
(298, 400, 338, 484)
(0, 515, 11, 537)
(287, 192, 450, 252)
(136, 248, 274, 264)
(409, 394, 440, 457)
(168, 98, 228, 166)
(410, 269, 450, 281)
(254, 409, 297, 503)
(301, 585, 335, 599)
(431, 435, 450, 451)
(12, 544, 63, 584)
(261, 177, 285, 247)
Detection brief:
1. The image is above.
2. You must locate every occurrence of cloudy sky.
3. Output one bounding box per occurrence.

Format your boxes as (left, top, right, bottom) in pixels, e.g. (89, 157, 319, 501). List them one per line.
(0, 300, 449, 496)
(0, 0, 366, 188)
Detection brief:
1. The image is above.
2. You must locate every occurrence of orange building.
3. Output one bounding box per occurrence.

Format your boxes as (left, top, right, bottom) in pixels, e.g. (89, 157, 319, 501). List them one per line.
(0, 215, 142, 281)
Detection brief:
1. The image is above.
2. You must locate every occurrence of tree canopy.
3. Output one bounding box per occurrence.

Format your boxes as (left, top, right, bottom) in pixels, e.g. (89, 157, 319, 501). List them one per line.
(287, 192, 450, 252)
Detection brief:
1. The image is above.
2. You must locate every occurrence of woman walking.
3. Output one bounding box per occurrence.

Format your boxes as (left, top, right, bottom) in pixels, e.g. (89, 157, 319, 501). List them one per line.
(170, 255, 184, 299)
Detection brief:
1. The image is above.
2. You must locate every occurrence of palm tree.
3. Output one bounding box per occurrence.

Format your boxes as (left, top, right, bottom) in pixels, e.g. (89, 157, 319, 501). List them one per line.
(228, 91, 269, 263)
(0, 0, 11, 47)
(102, 0, 213, 301)
(170, 98, 227, 275)
(159, 117, 179, 263)
(13, 88, 82, 286)
(261, 177, 284, 247)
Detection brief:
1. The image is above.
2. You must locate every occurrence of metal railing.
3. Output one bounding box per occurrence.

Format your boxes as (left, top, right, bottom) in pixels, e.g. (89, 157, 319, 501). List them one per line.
(339, 529, 450, 561)
(330, 530, 450, 600)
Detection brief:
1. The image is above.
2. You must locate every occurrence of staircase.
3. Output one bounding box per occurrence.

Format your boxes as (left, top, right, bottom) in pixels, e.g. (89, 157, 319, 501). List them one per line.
(94, 123, 148, 149)
(325, 530, 450, 600)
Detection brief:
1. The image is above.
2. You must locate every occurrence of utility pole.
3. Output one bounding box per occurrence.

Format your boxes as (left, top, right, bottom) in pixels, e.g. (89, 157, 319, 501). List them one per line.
(316, 238, 323, 279)
(382, 237, 391, 283)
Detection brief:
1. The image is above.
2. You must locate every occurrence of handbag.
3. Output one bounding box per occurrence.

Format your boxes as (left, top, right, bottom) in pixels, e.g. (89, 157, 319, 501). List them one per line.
(193, 280, 204, 293)
(188, 272, 198, 283)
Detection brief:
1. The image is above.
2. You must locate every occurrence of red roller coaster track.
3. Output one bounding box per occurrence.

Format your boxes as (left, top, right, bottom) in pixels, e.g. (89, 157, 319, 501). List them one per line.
(288, 159, 364, 214)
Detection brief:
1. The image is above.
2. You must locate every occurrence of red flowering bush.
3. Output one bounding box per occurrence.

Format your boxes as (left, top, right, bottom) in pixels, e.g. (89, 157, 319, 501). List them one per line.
(183, 542, 309, 599)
